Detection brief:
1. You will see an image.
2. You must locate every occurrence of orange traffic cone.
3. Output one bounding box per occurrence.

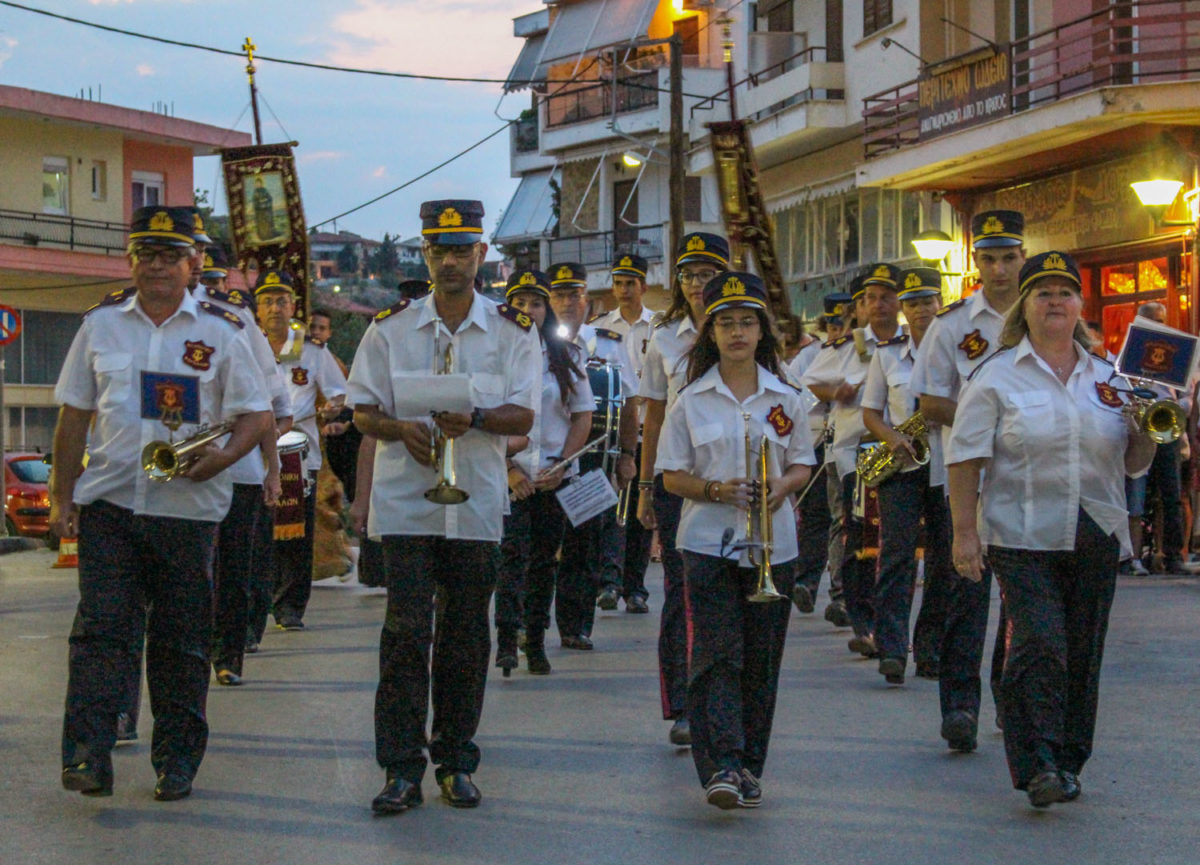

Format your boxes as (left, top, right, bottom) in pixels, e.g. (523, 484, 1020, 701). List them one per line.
(52, 537, 78, 569)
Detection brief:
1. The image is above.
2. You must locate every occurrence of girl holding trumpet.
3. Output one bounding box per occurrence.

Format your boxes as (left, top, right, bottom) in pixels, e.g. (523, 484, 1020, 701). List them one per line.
(495, 270, 593, 676)
(656, 272, 816, 810)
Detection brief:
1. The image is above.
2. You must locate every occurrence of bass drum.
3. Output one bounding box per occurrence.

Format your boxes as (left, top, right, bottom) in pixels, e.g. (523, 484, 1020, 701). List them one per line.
(584, 360, 624, 474)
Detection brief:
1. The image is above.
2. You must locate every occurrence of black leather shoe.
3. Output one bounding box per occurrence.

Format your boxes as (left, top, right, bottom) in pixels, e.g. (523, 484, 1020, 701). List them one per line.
(62, 756, 113, 797)
(878, 656, 905, 684)
(525, 637, 551, 675)
(940, 710, 978, 753)
(1027, 770, 1067, 808)
(625, 596, 650, 614)
(276, 614, 304, 631)
(824, 601, 850, 627)
(704, 769, 742, 810)
(848, 634, 877, 657)
(153, 772, 193, 801)
(561, 635, 593, 650)
(438, 772, 481, 808)
(738, 768, 762, 808)
(596, 587, 619, 610)
(668, 718, 691, 746)
(371, 775, 423, 814)
(791, 584, 815, 614)
(1059, 770, 1081, 801)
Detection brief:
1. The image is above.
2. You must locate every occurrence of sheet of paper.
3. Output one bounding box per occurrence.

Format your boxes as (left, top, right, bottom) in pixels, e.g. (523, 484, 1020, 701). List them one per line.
(391, 373, 473, 420)
(555, 469, 619, 528)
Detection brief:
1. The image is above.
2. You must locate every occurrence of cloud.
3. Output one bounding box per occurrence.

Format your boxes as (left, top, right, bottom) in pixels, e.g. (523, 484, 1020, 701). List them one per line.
(135, 63, 155, 77)
(0, 36, 16, 69)
(372, 166, 388, 179)
(324, 0, 531, 83)
(299, 150, 347, 164)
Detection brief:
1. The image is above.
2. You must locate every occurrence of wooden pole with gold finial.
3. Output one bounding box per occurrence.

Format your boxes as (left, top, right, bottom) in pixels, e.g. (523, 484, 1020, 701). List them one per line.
(243, 37, 264, 145)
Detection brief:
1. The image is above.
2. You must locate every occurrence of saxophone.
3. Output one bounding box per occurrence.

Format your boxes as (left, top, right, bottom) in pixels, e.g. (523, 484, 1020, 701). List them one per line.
(856, 411, 930, 488)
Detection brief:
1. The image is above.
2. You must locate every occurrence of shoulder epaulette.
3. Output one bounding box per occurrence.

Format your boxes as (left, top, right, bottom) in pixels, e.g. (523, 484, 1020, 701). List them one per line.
(304, 335, 327, 348)
(199, 300, 245, 329)
(825, 334, 852, 349)
(965, 345, 1011, 382)
(594, 327, 622, 342)
(84, 286, 135, 315)
(373, 298, 411, 322)
(586, 312, 606, 324)
(205, 284, 247, 309)
(877, 334, 909, 347)
(1094, 353, 1114, 368)
(496, 303, 534, 331)
(936, 298, 966, 317)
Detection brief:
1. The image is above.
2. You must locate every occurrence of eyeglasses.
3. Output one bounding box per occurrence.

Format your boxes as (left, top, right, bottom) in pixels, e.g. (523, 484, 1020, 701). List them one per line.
(677, 269, 719, 285)
(257, 294, 294, 309)
(424, 243, 478, 260)
(132, 247, 190, 266)
(713, 314, 760, 331)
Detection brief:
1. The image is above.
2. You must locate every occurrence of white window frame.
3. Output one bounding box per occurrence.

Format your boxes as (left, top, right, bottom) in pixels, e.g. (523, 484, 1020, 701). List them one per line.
(42, 156, 70, 215)
(131, 170, 165, 210)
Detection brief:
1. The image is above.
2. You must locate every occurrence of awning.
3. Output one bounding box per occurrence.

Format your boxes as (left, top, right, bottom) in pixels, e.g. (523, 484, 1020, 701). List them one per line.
(505, 34, 547, 93)
(493, 169, 559, 245)
(766, 173, 857, 214)
(534, 0, 660, 79)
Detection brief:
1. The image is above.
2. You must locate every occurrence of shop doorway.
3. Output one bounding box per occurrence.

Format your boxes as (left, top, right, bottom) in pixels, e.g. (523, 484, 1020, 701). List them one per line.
(1087, 254, 1182, 358)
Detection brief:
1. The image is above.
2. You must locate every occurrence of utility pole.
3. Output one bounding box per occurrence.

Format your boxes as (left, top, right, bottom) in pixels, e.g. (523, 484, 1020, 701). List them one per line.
(668, 33, 685, 265)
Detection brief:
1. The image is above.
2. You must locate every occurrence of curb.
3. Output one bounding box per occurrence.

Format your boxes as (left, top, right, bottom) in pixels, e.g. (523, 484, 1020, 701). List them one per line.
(0, 537, 44, 555)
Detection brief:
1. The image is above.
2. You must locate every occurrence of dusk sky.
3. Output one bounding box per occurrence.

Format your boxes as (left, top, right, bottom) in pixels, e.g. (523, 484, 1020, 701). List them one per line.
(0, 0, 538, 249)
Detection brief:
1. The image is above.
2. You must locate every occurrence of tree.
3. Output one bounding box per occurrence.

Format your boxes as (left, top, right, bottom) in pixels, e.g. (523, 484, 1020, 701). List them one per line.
(336, 243, 359, 276)
(371, 233, 400, 283)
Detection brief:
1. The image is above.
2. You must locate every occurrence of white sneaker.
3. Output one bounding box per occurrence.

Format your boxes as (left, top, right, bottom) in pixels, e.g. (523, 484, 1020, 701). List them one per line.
(1130, 560, 1150, 577)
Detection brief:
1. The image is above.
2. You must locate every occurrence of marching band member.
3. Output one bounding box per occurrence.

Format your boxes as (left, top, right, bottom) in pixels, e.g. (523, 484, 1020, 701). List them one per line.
(255, 271, 347, 632)
(349, 200, 540, 815)
(947, 251, 1155, 807)
(860, 268, 949, 684)
(546, 262, 638, 650)
(909, 209, 1025, 752)
(51, 206, 271, 801)
(657, 272, 815, 809)
(591, 253, 657, 614)
(801, 264, 902, 656)
(637, 231, 730, 746)
(495, 269, 593, 675)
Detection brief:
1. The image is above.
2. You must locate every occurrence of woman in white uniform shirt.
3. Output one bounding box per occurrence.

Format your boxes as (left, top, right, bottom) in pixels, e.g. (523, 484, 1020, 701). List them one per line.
(657, 272, 816, 810)
(495, 270, 593, 676)
(947, 252, 1155, 808)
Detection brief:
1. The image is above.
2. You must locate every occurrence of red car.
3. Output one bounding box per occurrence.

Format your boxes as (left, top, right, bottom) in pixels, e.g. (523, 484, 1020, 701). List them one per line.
(5, 452, 51, 541)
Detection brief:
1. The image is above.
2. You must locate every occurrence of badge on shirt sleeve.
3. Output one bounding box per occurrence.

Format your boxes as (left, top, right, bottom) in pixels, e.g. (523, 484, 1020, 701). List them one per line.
(183, 340, 215, 371)
(140, 372, 200, 431)
(767, 404, 794, 436)
(958, 328, 989, 360)
(1095, 381, 1124, 408)
(292, 367, 309, 386)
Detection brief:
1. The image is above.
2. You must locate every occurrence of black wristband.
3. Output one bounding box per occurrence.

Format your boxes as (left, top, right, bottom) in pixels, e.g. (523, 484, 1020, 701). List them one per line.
(620, 447, 636, 458)
(470, 407, 485, 430)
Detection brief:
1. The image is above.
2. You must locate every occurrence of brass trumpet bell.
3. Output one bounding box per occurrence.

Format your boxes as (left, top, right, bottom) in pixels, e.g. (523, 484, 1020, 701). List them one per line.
(141, 420, 237, 482)
(1135, 398, 1186, 445)
(425, 430, 469, 505)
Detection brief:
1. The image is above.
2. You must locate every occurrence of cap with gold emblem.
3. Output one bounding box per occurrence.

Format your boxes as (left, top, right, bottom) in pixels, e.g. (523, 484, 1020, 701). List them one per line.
(1018, 250, 1081, 294)
(202, 246, 229, 279)
(703, 271, 767, 316)
(419, 199, 485, 245)
(848, 274, 867, 302)
(505, 269, 552, 299)
(550, 262, 587, 288)
(253, 269, 297, 297)
(188, 207, 213, 245)
(128, 206, 197, 248)
(897, 267, 943, 301)
(823, 291, 852, 321)
(676, 232, 730, 269)
(611, 252, 648, 278)
(858, 263, 901, 297)
(972, 209, 1024, 248)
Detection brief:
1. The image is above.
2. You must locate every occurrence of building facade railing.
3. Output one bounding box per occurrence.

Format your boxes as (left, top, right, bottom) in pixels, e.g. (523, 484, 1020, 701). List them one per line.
(689, 47, 837, 120)
(544, 70, 660, 129)
(547, 225, 664, 270)
(862, 0, 1200, 159)
(0, 209, 128, 255)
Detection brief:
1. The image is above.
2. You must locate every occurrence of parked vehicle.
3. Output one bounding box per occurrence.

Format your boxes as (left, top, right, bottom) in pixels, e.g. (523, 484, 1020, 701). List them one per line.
(5, 452, 51, 543)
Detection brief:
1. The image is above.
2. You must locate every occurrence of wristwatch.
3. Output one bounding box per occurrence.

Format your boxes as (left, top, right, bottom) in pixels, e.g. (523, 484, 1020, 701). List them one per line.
(470, 407, 486, 430)
(619, 447, 636, 458)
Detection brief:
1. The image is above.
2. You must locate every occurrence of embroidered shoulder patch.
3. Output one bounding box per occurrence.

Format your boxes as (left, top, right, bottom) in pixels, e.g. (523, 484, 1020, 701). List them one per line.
(1095, 381, 1123, 407)
(199, 301, 245, 329)
(936, 298, 966, 317)
(767, 404, 794, 435)
(497, 304, 534, 331)
(374, 298, 412, 322)
(958, 328, 988, 360)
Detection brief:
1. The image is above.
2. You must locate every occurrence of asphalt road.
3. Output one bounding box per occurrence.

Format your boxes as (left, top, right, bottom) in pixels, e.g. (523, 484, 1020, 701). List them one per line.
(2, 547, 1198, 865)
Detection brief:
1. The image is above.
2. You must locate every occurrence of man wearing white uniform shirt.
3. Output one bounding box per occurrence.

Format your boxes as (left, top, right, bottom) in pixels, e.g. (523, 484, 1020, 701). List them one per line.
(590, 252, 657, 613)
(255, 270, 346, 631)
(349, 199, 539, 815)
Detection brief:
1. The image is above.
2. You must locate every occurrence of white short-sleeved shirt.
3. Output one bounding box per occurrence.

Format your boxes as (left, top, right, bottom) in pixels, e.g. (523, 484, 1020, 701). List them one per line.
(947, 337, 1136, 556)
(55, 288, 271, 522)
(656, 364, 817, 565)
(277, 334, 347, 474)
(198, 286, 291, 486)
(512, 345, 595, 479)
(589, 305, 656, 383)
(637, 315, 699, 411)
(910, 290, 1008, 487)
(861, 333, 938, 478)
(347, 291, 541, 543)
(573, 322, 638, 397)
(784, 341, 828, 445)
(800, 325, 894, 479)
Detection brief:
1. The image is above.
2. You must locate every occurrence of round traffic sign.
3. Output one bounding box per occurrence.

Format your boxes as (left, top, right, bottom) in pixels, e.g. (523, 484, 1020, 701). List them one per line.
(0, 304, 21, 347)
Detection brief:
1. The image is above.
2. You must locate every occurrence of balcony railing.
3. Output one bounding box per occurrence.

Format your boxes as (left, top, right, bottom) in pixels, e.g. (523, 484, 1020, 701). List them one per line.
(547, 225, 663, 270)
(690, 47, 837, 120)
(544, 70, 659, 129)
(862, 0, 1200, 159)
(514, 113, 539, 153)
(0, 209, 128, 255)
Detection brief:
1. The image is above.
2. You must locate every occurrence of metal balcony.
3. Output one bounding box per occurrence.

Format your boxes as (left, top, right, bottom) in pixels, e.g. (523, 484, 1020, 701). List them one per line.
(0, 209, 128, 255)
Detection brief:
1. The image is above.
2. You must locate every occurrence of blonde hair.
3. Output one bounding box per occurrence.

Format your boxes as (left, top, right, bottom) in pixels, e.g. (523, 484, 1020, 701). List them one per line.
(999, 280, 1092, 349)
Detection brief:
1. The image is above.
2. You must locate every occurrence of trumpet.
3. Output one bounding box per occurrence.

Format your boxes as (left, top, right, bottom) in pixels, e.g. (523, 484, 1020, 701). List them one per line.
(740, 412, 786, 603)
(1128, 393, 1186, 444)
(615, 480, 633, 527)
(425, 317, 469, 505)
(142, 419, 237, 482)
(856, 411, 930, 488)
